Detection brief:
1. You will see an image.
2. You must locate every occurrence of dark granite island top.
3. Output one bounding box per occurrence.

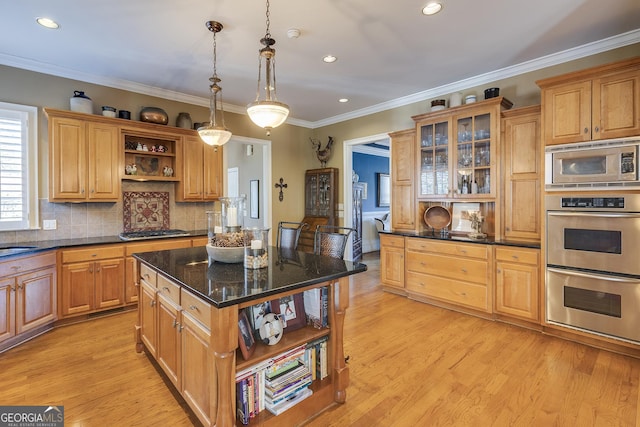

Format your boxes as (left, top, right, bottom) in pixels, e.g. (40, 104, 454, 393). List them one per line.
(134, 245, 367, 426)
(133, 246, 368, 308)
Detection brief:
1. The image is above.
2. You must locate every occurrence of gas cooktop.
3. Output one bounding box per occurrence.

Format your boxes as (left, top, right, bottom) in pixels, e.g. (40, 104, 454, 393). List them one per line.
(118, 229, 191, 241)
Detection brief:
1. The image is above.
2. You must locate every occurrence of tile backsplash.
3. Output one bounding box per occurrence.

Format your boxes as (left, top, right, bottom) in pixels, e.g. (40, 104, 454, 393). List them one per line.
(0, 182, 214, 245)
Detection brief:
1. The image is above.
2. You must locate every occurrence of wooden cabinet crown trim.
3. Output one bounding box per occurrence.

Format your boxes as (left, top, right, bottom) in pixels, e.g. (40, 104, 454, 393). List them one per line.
(535, 56, 640, 88)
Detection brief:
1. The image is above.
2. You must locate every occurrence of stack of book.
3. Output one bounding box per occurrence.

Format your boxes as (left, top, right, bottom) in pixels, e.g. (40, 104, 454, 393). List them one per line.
(236, 344, 317, 423)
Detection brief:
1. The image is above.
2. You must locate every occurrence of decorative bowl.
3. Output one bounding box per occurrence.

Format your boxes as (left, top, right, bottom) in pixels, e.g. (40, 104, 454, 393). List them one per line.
(139, 107, 168, 125)
(206, 244, 246, 263)
(484, 87, 500, 99)
(424, 205, 452, 230)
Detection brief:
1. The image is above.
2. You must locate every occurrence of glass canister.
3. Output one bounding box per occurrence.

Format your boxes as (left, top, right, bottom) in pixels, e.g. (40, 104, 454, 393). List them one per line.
(220, 196, 245, 232)
(206, 210, 222, 244)
(244, 228, 270, 269)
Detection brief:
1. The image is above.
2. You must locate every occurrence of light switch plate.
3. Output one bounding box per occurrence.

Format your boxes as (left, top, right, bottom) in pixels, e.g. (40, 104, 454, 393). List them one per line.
(43, 219, 57, 230)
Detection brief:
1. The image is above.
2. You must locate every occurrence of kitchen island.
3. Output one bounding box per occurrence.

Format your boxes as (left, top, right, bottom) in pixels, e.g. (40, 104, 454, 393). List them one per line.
(133, 246, 367, 427)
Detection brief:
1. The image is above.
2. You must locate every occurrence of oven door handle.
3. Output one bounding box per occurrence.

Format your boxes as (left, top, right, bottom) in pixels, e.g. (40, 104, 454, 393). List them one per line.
(547, 211, 640, 219)
(547, 267, 640, 283)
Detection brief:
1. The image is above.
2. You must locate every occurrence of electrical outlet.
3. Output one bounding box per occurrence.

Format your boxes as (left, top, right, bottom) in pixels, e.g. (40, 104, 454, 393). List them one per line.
(43, 219, 57, 230)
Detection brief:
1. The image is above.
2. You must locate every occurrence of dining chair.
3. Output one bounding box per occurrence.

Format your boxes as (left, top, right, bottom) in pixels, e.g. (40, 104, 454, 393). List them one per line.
(313, 225, 357, 259)
(276, 221, 309, 250)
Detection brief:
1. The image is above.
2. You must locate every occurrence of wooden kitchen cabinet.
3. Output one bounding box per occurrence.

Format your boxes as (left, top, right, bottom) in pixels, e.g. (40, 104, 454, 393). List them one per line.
(175, 135, 223, 201)
(60, 245, 125, 317)
(501, 106, 541, 241)
(389, 129, 416, 230)
(137, 263, 213, 427)
(156, 276, 182, 389)
(494, 246, 540, 323)
(46, 109, 121, 202)
(405, 238, 491, 313)
(380, 234, 405, 293)
(180, 288, 212, 427)
(0, 251, 57, 351)
(413, 97, 512, 200)
(538, 57, 640, 145)
(139, 264, 158, 357)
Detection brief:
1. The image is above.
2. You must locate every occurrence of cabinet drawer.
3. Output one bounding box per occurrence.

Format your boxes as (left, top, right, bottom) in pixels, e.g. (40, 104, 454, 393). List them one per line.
(495, 247, 539, 265)
(190, 237, 209, 247)
(406, 250, 488, 285)
(406, 271, 489, 311)
(139, 263, 157, 287)
(157, 274, 180, 305)
(380, 234, 404, 249)
(62, 245, 124, 263)
(0, 251, 56, 277)
(406, 238, 488, 259)
(125, 239, 192, 256)
(181, 288, 211, 328)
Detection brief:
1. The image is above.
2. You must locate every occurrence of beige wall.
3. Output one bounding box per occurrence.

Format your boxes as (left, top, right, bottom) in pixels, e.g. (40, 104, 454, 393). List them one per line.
(0, 43, 637, 242)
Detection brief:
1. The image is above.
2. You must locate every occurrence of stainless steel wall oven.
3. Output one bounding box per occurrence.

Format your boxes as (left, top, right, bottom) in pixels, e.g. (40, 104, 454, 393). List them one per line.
(546, 194, 640, 344)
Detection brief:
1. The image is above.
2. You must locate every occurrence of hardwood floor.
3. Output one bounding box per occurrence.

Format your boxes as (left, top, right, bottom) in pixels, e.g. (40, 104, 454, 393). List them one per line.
(1, 252, 639, 426)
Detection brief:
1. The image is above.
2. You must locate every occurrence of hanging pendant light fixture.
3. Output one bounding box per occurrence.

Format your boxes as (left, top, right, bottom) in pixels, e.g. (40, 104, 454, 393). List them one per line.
(246, 0, 289, 135)
(198, 20, 232, 146)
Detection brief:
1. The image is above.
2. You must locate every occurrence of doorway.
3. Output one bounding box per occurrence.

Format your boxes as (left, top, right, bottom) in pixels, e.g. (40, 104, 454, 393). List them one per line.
(223, 135, 272, 241)
(343, 133, 391, 260)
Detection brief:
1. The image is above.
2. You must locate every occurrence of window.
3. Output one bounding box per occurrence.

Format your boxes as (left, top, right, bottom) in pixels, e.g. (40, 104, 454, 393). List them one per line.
(0, 102, 38, 231)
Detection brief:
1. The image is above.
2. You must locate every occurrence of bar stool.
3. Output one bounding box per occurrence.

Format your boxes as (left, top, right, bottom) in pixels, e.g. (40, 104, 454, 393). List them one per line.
(313, 225, 356, 259)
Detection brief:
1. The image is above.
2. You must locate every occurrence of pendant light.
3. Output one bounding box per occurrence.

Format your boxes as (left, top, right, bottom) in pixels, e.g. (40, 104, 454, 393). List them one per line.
(246, 0, 289, 135)
(198, 20, 232, 146)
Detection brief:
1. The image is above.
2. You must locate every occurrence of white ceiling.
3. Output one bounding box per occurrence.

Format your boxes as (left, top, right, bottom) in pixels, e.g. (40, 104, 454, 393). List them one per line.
(1, 0, 639, 128)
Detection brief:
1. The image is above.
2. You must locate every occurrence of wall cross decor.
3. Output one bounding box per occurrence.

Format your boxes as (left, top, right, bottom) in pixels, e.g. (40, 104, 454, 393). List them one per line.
(275, 177, 288, 202)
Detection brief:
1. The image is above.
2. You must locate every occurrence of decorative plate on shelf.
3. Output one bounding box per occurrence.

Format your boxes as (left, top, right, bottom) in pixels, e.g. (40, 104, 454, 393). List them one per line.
(423, 205, 451, 230)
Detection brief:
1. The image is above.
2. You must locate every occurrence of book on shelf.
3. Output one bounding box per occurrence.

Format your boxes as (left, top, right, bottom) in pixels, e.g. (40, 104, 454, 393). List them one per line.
(236, 342, 325, 422)
(303, 287, 329, 328)
(266, 388, 313, 416)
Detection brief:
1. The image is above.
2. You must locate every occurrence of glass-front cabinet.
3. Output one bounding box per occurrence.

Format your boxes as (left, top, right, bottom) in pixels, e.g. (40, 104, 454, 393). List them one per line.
(414, 97, 512, 200)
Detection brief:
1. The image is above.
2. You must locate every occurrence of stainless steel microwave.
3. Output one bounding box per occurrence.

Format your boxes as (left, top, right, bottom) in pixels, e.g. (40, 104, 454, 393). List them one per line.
(545, 139, 640, 190)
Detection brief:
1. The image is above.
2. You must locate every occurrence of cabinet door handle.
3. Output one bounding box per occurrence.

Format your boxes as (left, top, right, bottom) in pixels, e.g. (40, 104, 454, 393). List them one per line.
(162, 286, 169, 292)
(594, 126, 599, 133)
(511, 255, 519, 260)
(460, 249, 467, 254)
(89, 267, 93, 273)
(150, 300, 156, 307)
(189, 305, 198, 311)
(172, 319, 179, 328)
(461, 268, 467, 273)
(11, 265, 20, 271)
(584, 127, 589, 134)
(497, 268, 502, 273)
(143, 273, 150, 280)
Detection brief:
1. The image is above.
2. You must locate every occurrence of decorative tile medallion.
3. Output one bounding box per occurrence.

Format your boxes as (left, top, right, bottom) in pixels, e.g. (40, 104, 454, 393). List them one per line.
(123, 191, 170, 232)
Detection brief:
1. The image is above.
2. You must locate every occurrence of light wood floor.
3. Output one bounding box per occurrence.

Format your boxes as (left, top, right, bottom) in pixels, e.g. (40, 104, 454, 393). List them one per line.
(1, 252, 639, 426)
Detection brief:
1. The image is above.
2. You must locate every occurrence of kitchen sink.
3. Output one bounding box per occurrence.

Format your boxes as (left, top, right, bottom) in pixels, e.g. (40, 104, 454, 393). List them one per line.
(0, 246, 37, 256)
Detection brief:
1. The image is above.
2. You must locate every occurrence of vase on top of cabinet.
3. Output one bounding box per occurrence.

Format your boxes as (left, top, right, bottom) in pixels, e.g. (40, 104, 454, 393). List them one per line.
(413, 97, 513, 200)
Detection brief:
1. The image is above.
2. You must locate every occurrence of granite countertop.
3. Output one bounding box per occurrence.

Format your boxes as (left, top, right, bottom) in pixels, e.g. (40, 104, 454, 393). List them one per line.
(134, 246, 368, 308)
(0, 229, 209, 259)
(380, 229, 541, 249)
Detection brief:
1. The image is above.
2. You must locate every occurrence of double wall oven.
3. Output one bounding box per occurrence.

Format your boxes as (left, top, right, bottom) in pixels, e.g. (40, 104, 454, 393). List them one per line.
(546, 194, 640, 344)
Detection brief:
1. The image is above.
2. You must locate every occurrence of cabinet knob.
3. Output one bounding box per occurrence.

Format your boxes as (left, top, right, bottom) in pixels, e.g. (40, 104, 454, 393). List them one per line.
(584, 127, 589, 134)
(17, 284, 23, 290)
(512, 255, 519, 260)
(162, 286, 169, 292)
(497, 268, 502, 273)
(150, 300, 156, 307)
(461, 268, 467, 273)
(189, 305, 198, 311)
(594, 126, 599, 133)
(172, 319, 179, 328)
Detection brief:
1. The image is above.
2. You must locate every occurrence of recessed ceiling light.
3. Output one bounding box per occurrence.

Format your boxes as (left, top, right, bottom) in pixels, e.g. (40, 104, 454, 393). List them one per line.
(339, 98, 349, 103)
(323, 55, 337, 63)
(36, 17, 60, 29)
(422, 2, 443, 15)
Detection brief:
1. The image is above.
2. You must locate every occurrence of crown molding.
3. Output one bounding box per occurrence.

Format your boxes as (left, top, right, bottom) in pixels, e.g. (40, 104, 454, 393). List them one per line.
(2, 29, 638, 130)
(312, 29, 640, 128)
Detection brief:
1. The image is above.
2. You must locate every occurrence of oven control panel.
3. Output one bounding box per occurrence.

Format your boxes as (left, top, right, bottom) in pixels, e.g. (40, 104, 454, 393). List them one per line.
(561, 197, 625, 209)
